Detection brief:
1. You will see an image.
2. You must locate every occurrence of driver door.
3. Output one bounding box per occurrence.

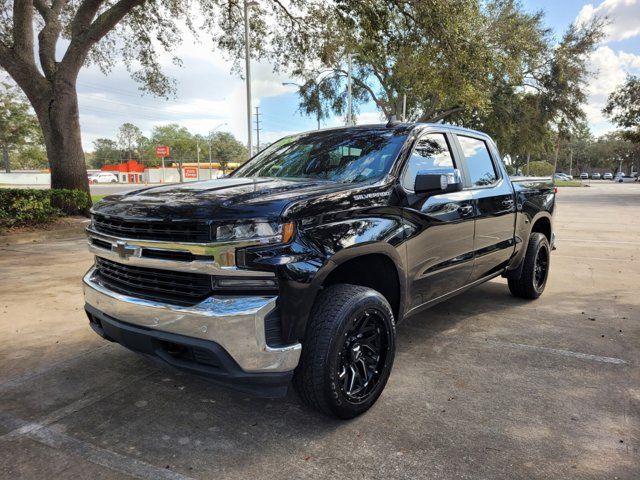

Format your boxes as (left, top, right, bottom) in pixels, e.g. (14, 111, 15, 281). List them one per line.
(400, 132, 475, 311)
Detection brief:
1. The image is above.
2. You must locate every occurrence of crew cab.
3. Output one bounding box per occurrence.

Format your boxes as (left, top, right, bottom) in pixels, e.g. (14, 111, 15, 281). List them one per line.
(83, 124, 555, 418)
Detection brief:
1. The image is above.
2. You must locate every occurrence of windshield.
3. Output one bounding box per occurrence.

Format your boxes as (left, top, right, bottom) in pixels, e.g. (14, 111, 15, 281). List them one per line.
(233, 129, 408, 183)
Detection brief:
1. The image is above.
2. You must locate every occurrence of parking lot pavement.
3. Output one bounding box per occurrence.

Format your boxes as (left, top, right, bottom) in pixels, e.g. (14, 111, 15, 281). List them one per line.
(0, 183, 638, 480)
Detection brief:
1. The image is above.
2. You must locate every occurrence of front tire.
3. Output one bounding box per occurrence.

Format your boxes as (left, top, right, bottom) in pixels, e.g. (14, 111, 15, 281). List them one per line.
(508, 232, 550, 299)
(294, 284, 396, 419)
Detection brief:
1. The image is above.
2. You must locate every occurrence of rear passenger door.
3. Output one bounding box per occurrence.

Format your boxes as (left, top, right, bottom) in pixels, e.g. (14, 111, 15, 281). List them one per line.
(454, 134, 516, 281)
(400, 132, 475, 309)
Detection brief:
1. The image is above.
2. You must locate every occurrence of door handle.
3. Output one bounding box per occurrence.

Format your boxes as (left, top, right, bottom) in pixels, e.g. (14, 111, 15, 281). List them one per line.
(501, 199, 514, 208)
(458, 205, 474, 217)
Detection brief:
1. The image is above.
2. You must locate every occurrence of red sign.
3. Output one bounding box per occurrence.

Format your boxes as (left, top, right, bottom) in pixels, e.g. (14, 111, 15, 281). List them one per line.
(155, 145, 170, 158)
(184, 167, 198, 179)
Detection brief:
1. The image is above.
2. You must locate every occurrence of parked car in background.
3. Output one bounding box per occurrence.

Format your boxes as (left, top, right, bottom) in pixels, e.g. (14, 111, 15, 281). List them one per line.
(553, 173, 567, 182)
(580, 172, 589, 180)
(89, 172, 119, 184)
(615, 173, 634, 183)
(603, 172, 613, 180)
(591, 173, 601, 180)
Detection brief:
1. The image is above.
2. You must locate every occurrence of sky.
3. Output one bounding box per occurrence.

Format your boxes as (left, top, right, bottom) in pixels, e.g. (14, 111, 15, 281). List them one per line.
(72, 0, 640, 152)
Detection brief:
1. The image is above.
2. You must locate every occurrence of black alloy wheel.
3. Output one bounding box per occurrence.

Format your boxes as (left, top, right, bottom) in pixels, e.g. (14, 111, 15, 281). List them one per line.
(533, 245, 549, 290)
(294, 284, 396, 419)
(337, 309, 389, 403)
(508, 232, 551, 299)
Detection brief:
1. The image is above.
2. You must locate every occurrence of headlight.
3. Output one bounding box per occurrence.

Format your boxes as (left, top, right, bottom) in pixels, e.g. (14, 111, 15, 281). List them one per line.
(215, 222, 295, 243)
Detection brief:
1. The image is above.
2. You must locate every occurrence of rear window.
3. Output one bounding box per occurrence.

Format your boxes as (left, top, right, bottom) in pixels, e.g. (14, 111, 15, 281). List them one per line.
(457, 135, 498, 187)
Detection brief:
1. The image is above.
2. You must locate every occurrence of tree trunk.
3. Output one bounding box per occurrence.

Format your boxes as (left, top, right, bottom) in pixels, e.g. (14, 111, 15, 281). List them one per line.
(35, 82, 90, 198)
(2, 145, 10, 173)
(553, 133, 561, 174)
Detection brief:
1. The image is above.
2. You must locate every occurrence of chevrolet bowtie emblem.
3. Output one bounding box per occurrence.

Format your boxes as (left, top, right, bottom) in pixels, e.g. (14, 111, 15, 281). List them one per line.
(112, 240, 137, 260)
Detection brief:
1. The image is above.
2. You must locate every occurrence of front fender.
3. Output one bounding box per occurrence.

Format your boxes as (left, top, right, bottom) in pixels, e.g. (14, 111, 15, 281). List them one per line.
(239, 214, 409, 343)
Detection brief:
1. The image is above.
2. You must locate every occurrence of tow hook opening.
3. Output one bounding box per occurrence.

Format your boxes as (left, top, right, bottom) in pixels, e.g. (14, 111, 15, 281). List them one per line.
(157, 340, 222, 369)
(86, 310, 114, 341)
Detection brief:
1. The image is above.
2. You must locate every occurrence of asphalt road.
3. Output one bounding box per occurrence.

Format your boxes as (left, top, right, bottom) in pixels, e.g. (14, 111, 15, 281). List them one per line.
(0, 183, 638, 479)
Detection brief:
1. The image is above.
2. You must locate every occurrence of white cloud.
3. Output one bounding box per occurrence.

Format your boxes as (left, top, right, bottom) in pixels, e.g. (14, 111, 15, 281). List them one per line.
(76, 27, 297, 150)
(583, 46, 640, 135)
(574, 1, 640, 136)
(576, 0, 640, 42)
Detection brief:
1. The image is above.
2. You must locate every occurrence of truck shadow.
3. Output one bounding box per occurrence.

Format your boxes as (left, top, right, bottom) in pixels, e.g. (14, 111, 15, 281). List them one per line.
(1, 280, 636, 478)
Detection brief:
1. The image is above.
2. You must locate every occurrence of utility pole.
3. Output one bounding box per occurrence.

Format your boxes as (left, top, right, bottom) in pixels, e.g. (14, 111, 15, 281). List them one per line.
(526, 153, 530, 176)
(347, 53, 353, 126)
(196, 137, 200, 181)
(244, 0, 255, 157)
(254, 106, 261, 153)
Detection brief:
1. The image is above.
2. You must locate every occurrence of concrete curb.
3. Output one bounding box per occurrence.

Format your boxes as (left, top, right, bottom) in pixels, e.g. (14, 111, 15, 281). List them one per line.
(0, 217, 89, 245)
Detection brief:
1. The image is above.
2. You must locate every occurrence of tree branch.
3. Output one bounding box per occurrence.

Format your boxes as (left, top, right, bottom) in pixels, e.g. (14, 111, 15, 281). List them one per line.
(12, 0, 35, 66)
(0, 41, 49, 105)
(63, 0, 145, 77)
(335, 69, 390, 118)
(33, 0, 64, 80)
(419, 106, 465, 123)
(71, 0, 104, 37)
(271, 0, 303, 23)
(32, 0, 50, 17)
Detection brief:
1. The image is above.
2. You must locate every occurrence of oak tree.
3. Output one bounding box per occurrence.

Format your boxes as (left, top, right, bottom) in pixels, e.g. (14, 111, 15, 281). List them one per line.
(0, 0, 315, 198)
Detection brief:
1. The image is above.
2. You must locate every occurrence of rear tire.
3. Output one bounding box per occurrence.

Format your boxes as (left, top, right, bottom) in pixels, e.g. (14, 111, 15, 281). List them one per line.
(508, 232, 550, 299)
(293, 284, 396, 419)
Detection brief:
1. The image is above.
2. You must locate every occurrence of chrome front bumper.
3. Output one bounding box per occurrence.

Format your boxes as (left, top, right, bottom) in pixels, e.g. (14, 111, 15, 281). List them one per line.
(83, 268, 301, 373)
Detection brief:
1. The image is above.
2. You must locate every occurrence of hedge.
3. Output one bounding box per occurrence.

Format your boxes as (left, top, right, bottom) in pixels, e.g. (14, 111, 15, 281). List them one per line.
(0, 188, 91, 230)
(526, 161, 555, 177)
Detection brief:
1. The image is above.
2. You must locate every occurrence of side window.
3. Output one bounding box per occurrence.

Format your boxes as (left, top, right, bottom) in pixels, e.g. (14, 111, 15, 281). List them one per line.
(401, 133, 454, 190)
(457, 135, 498, 187)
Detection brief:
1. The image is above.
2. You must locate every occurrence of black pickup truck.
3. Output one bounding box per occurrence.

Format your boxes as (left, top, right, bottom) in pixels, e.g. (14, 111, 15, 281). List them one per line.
(84, 123, 555, 418)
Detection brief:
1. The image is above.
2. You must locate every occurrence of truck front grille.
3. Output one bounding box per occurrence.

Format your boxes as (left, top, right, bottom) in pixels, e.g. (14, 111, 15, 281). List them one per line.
(93, 215, 211, 242)
(94, 257, 212, 306)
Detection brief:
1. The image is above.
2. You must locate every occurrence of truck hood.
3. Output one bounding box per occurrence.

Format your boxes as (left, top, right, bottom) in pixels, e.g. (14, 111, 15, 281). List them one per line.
(92, 177, 356, 222)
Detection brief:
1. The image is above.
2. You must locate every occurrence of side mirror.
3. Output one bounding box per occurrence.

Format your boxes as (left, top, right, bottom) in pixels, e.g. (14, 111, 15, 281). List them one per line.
(414, 169, 463, 195)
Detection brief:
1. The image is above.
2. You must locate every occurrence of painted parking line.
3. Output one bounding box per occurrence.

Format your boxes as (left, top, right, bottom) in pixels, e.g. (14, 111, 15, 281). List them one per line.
(0, 367, 185, 480)
(0, 369, 158, 441)
(0, 413, 193, 480)
(559, 238, 640, 245)
(554, 254, 639, 262)
(0, 344, 114, 391)
(486, 339, 628, 365)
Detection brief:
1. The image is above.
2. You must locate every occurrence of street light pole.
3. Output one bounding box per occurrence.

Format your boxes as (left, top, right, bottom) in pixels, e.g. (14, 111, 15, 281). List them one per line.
(244, 0, 254, 157)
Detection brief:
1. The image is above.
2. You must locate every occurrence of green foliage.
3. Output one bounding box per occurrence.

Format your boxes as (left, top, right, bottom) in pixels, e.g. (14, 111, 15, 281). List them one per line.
(10, 142, 48, 169)
(0, 188, 90, 230)
(88, 123, 248, 169)
(504, 163, 516, 176)
(49, 189, 92, 216)
(527, 161, 555, 177)
(149, 124, 194, 162)
(0, 82, 42, 171)
(604, 75, 640, 142)
(117, 123, 144, 160)
(208, 131, 247, 163)
(90, 138, 123, 168)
